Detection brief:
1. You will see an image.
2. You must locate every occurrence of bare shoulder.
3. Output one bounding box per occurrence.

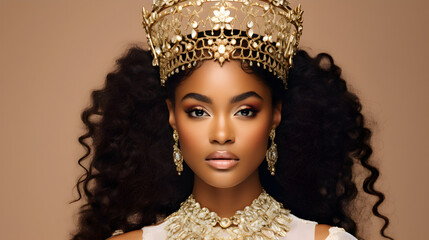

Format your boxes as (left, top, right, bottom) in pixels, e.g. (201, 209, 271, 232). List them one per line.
(108, 230, 142, 240)
(315, 224, 331, 240)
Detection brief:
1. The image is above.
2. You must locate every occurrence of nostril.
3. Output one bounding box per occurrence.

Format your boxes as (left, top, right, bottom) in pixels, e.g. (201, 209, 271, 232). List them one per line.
(210, 137, 234, 145)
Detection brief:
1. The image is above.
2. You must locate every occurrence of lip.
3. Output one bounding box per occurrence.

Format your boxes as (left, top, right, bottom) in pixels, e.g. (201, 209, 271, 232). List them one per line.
(205, 151, 239, 170)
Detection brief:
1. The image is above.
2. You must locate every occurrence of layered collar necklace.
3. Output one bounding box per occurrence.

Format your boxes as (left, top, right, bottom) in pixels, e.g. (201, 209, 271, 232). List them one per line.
(165, 190, 292, 240)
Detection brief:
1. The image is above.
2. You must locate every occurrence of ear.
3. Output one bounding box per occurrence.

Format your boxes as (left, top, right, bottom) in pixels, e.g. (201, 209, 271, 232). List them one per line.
(165, 99, 177, 130)
(272, 101, 282, 129)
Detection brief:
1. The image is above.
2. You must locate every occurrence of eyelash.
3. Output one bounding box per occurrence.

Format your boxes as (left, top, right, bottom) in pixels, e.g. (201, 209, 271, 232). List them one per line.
(186, 107, 209, 118)
(236, 108, 258, 117)
(185, 107, 258, 118)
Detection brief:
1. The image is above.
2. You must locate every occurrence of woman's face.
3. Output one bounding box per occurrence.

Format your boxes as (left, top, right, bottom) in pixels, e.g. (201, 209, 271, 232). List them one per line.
(167, 60, 281, 189)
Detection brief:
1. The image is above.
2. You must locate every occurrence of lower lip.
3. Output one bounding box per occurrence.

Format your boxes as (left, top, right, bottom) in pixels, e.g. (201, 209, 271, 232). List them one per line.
(206, 160, 239, 170)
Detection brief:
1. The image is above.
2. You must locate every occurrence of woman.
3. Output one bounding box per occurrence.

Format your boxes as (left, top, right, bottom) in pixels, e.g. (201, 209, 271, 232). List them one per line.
(72, 0, 392, 239)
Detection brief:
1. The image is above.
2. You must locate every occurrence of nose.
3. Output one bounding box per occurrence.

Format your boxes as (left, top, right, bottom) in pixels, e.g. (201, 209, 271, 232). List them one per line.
(209, 114, 235, 145)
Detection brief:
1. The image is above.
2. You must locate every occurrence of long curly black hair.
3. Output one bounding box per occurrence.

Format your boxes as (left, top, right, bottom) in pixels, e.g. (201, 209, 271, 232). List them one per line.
(71, 46, 393, 240)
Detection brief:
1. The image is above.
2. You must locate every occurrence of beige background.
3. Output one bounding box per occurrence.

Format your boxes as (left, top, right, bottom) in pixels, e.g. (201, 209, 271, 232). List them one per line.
(1, 0, 428, 239)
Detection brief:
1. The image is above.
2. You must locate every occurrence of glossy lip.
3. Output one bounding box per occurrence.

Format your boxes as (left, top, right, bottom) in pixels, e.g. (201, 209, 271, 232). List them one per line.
(205, 151, 239, 170)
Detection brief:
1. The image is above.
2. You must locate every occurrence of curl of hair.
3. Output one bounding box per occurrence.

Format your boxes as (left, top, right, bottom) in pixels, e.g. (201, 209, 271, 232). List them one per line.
(72, 47, 392, 240)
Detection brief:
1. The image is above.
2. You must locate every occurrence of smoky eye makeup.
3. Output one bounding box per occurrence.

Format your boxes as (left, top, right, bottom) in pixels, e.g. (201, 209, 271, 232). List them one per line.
(185, 106, 210, 118)
(234, 105, 259, 118)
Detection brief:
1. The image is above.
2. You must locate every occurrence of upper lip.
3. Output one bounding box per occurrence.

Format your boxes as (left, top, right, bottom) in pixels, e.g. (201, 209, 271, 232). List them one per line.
(205, 151, 239, 161)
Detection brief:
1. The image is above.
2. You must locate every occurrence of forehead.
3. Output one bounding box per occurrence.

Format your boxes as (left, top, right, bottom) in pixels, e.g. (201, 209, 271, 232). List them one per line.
(175, 60, 272, 101)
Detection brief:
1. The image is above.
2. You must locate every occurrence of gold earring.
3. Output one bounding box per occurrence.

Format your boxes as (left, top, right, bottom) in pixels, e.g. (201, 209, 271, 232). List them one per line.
(173, 130, 183, 175)
(266, 129, 278, 176)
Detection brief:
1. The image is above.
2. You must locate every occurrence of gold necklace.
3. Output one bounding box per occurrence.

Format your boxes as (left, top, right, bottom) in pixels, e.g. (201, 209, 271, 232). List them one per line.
(165, 190, 292, 240)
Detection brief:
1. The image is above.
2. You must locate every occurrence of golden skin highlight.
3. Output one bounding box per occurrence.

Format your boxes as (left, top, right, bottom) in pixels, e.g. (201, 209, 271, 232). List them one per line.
(166, 60, 282, 218)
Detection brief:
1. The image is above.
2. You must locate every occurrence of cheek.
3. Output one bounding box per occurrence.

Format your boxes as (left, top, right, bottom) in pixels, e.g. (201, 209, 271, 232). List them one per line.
(236, 118, 271, 160)
(244, 128, 269, 148)
(174, 114, 208, 161)
(179, 128, 206, 152)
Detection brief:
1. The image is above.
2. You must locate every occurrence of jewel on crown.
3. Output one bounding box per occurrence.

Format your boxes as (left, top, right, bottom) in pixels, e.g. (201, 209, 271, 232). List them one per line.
(142, 0, 303, 87)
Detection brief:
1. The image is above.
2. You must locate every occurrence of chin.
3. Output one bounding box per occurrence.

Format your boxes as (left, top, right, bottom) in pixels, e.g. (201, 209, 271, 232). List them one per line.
(205, 180, 242, 189)
(196, 170, 254, 189)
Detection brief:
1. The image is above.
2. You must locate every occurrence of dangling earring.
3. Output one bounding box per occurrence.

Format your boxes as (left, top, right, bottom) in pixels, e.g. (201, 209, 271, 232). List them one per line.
(173, 130, 183, 175)
(266, 129, 278, 176)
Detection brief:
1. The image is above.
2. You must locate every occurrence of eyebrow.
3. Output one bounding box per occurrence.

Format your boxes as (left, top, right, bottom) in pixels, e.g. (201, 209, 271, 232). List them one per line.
(181, 91, 262, 104)
(230, 91, 262, 104)
(181, 93, 212, 103)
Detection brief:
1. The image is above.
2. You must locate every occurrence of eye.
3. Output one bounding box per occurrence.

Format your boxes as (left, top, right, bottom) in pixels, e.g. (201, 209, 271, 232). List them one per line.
(235, 108, 257, 117)
(186, 108, 210, 118)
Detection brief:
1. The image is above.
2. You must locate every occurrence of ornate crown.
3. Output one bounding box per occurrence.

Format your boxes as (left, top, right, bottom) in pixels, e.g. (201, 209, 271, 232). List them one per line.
(142, 0, 303, 87)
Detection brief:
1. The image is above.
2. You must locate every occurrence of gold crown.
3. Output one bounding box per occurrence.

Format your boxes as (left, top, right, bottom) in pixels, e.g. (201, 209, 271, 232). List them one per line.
(142, 0, 303, 87)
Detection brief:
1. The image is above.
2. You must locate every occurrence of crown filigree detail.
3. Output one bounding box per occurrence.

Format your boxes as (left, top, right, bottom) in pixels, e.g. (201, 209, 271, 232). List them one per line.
(142, 0, 303, 87)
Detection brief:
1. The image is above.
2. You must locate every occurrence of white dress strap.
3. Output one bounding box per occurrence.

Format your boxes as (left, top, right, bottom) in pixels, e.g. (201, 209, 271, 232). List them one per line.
(142, 221, 168, 240)
(285, 214, 317, 240)
(325, 226, 357, 240)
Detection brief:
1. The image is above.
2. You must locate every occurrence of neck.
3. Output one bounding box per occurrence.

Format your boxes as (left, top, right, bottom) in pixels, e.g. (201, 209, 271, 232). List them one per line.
(192, 170, 263, 218)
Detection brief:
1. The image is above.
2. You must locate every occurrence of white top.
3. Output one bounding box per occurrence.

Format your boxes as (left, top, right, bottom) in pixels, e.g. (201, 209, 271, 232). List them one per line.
(141, 214, 357, 240)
